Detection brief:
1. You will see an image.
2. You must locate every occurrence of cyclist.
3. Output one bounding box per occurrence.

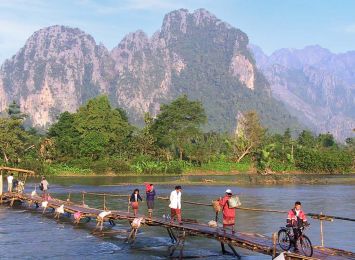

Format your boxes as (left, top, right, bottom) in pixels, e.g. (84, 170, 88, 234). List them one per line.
(287, 201, 310, 252)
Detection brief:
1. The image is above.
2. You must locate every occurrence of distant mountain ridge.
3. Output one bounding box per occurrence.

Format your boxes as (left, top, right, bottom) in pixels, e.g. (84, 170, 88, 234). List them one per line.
(250, 44, 355, 140)
(0, 8, 301, 134)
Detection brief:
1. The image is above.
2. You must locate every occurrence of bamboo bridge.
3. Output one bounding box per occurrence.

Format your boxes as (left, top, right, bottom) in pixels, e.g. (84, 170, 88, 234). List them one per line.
(1, 167, 355, 259)
(1, 191, 354, 260)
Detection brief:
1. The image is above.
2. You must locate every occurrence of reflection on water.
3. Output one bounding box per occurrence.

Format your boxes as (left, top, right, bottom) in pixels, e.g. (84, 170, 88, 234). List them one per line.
(0, 176, 354, 259)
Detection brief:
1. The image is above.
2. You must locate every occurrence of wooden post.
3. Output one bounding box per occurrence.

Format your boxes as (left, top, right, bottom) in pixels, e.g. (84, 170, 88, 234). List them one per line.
(82, 192, 85, 205)
(67, 192, 71, 202)
(128, 195, 130, 213)
(103, 194, 106, 210)
(272, 232, 277, 258)
(0, 169, 3, 196)
(320, 211, 324, 247)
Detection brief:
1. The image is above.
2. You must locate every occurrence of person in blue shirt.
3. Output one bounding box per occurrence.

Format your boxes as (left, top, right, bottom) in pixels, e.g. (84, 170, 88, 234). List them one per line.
(145, 184, 156, 218)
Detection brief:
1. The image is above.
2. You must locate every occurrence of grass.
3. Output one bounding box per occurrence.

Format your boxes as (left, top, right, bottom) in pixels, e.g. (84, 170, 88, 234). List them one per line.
(44, 164, 94, 176)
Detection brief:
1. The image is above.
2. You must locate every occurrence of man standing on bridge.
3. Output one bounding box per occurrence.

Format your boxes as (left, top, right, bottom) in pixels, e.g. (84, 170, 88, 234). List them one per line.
(7, 173, 14, 192)
(40, 176, 49, 200)
(169, 185, 182, 225)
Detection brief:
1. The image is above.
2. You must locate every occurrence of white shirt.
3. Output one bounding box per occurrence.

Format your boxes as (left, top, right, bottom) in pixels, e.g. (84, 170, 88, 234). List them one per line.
(169, 190, 182, 209)
(41, 180, 49, 190)
(295, 209, 300, 217)
(7, 175, 13, 184)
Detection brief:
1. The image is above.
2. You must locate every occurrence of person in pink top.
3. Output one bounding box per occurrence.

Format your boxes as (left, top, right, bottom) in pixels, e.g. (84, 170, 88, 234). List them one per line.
(219, 189, 236, 234)
(287, 201, 309, 252)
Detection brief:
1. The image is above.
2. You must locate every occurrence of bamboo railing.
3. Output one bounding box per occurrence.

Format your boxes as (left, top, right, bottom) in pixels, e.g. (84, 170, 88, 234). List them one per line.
(0, 166, 36, 175)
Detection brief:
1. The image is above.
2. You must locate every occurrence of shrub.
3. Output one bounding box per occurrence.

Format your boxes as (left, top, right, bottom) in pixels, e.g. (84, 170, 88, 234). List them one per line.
(269, 161, 295, 172)
(295, 148, 352, 173)
(130, 158, 187, 174)
(44, 163, 92, 175)
(18, 158, 45, 174)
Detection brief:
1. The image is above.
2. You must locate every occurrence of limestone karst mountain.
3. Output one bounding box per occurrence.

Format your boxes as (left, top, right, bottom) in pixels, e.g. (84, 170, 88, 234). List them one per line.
(250, 44, 355, 140)
(0, 8, 306, 134)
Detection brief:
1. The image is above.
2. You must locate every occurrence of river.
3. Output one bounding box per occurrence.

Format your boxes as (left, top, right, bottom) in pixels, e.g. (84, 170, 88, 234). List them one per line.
(0, 176, 354, 259)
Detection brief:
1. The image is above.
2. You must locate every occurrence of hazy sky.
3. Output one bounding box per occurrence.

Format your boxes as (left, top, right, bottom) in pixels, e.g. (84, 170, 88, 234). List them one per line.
(0, 0, 354, 63)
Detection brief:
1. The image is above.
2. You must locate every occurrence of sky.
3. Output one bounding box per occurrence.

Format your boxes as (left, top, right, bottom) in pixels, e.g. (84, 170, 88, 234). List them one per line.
(0, 0, 355, 63)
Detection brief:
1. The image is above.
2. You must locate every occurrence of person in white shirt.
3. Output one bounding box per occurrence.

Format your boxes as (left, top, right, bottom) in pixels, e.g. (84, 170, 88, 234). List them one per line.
(7, 173, 14, 192)
(40, 176, 49, 200)
(169, 185, 182, 225)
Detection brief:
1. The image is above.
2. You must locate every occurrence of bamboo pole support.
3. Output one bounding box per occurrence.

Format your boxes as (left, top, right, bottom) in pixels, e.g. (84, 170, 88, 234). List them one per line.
(82, 192, 85, 205)
(103, 194, 106, 210)
(128, 195, 130, 213)
(272, 232, 277, 258)
(0, 169, 3, 196)
(320, 211, 324, 247)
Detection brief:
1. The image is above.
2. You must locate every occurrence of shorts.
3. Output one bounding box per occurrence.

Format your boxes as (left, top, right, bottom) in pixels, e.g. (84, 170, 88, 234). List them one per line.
(147, 200, 154, 209)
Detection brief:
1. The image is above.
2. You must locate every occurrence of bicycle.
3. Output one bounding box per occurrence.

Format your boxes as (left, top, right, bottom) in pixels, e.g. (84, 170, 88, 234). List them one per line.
(277, 225, 313, 257)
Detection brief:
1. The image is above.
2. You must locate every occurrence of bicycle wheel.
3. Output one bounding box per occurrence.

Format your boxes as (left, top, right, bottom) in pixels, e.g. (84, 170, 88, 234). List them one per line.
(298, 235, 313, 257)
(278, 229, 291, 251)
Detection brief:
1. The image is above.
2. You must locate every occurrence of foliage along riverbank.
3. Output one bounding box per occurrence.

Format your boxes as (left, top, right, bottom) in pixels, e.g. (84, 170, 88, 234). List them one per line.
(1, 95, 354, 178)
(38, 172, 355, 186)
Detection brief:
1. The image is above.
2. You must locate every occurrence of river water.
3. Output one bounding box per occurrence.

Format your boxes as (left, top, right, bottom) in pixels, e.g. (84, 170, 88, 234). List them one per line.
(0, 176, 354, 259)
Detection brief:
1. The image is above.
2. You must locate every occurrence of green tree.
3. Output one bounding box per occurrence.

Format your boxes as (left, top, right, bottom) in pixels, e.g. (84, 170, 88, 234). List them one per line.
(345, 137, 355, 169)
(151, 95, 207, 160)
(317, 133, 336, 148)
(131, 113, 158, 157)
(0, 118, 30, 164)
(7, 101, 26, 120)
(297, 130, 316, 148)
(74, 96, 133, 159)
(233, 111, 265, 162)
(48, 112, 80, 159)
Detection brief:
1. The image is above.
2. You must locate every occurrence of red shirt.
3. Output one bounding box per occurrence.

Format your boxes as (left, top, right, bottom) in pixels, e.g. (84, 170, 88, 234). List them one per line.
(287, 208, 307, 226)
(219, 195, 236, 219)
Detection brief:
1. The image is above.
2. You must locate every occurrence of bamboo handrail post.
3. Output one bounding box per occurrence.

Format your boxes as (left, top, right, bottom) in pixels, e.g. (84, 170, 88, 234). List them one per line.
(272, 232, 277, 258)
(82, 192, 85, 206)
(127, 195, 130, 213)
(103, 194, 106, 210)
(320, 211, 324, 247)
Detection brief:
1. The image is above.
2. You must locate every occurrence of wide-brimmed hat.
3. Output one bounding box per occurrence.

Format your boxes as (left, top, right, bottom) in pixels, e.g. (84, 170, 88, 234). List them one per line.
(225, 189, 232, 194)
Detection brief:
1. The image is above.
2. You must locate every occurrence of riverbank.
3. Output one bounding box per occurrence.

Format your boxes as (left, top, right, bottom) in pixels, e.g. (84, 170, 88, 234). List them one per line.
(38, 172, 355, 185)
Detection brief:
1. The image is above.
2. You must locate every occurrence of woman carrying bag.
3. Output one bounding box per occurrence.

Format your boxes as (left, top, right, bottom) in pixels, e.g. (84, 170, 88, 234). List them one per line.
(218, 189, 241, 234)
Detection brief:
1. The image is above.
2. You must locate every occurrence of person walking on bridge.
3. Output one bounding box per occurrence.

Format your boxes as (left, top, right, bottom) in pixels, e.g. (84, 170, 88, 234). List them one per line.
(40, 176, 49, 200)
(145, 183, 156, 218)
(7, 173, 14, 192)
(169, 185, 182, 225)
(219, 189, 237, 234)
(130, 188, 142, 216)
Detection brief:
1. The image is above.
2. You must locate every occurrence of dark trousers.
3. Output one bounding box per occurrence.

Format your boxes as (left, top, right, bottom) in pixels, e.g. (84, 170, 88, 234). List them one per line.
(293, 228, 301, 248)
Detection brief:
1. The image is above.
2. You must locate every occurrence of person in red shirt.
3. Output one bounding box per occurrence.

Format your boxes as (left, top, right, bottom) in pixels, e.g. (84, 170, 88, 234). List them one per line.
(287, 201, 309, 252)
(219, 189, 236, 234)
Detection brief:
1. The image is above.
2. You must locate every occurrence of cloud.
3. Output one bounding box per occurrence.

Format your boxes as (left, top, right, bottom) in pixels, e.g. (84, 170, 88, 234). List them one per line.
(123, 0, 179, 11)
(344, 24, 355, 34)
(74, 0, 181, 14)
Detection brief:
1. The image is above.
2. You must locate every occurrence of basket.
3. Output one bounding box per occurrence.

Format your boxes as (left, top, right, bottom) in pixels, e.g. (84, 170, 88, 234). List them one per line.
(212, 200, 221, 212)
